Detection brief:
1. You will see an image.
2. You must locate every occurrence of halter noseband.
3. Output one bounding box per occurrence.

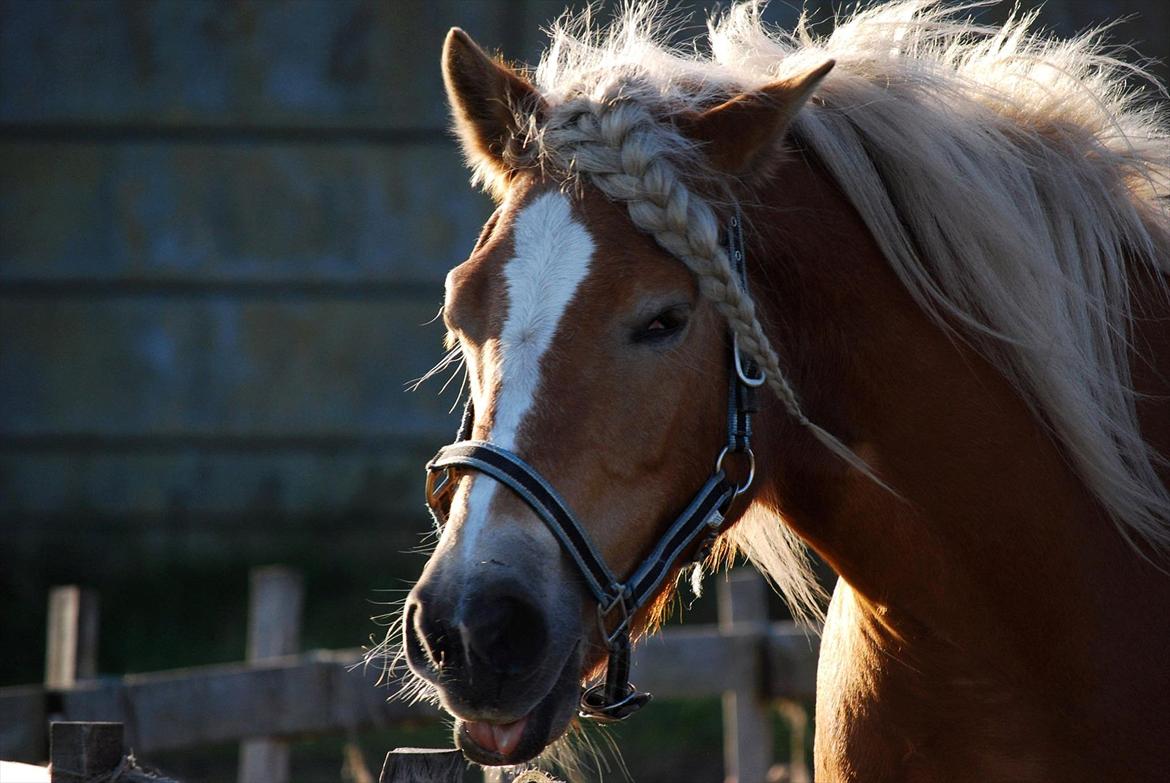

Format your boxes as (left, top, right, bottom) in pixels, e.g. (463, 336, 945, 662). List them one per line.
(424, 212, 761, 722)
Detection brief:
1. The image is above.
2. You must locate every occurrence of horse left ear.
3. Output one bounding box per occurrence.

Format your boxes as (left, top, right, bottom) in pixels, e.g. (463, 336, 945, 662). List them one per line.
(684, 60, 835, 174)
(443, 28, 544, 191)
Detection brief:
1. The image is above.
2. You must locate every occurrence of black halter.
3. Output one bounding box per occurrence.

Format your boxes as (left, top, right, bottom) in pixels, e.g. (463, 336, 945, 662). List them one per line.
(424, 212, 763, 722)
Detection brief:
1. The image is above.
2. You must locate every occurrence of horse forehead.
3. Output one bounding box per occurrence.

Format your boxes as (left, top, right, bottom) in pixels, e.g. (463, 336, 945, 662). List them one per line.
(468, 187, 603, 336)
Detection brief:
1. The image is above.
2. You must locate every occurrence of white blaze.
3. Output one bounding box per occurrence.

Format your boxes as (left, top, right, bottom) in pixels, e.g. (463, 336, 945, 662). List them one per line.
(459, 191, 595, 562)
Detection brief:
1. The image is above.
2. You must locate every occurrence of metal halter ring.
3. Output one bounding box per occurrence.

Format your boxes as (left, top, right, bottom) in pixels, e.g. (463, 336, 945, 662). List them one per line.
(715, 446, 756, 497)
(733, 333, 767, 388)
(580, 681, 651, 723)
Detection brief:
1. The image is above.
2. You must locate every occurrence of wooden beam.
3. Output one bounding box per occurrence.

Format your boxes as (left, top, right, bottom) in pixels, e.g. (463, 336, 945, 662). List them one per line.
(630, 625, 757, 696)
(719, 570, 772, 783)
(45, 587, 99, 689)
(239, 566, 304, 783)
(1, 624, 819, 761)
(0, 649, 436, 759)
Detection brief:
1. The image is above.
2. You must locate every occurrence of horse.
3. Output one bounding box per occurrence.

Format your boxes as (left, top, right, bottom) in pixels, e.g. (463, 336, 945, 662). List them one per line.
(393, 1, 1170, 779)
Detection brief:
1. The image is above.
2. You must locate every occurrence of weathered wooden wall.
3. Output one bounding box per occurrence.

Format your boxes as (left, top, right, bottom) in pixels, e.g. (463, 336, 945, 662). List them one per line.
(3, 0, 1165, 529)
(0, 1, 513, 533)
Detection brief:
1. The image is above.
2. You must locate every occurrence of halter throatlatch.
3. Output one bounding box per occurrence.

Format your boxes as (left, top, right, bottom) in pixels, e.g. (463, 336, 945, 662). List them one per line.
(424, 212, 760, 723)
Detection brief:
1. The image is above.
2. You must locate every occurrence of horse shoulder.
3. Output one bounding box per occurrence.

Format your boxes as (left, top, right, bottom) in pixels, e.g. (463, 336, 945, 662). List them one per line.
(814, 580, 1132, 783)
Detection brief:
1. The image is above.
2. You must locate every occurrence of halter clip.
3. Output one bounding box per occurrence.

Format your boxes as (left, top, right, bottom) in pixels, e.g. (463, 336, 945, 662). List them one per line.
(733, 333, 767, 387)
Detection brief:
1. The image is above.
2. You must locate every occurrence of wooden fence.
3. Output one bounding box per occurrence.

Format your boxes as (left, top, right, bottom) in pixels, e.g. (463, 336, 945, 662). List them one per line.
(1, 567, 816, 783)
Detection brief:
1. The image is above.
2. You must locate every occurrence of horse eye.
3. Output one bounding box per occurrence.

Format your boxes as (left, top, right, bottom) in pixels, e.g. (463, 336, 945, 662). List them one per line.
(633, 306, 689, 344)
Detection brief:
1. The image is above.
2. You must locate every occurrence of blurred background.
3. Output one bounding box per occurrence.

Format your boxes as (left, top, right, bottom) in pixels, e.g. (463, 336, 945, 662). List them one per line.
(2, 1, 1167, 781)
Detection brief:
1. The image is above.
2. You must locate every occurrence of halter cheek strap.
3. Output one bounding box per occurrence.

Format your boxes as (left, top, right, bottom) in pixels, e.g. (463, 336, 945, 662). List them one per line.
(423, 211, 759, 722)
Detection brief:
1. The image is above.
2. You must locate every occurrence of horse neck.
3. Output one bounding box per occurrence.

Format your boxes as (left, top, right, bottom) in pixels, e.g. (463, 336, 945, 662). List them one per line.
(743, 147, 1170, 679)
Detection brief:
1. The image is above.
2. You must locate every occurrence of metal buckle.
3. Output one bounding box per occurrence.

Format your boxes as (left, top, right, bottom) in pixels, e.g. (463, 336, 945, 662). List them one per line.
(733, 333, 767, 388)
(714, 446, 756, 497)
(596, 585, 632, 649)
(691, 505, 727, 565)
(424, 466, 457, 524)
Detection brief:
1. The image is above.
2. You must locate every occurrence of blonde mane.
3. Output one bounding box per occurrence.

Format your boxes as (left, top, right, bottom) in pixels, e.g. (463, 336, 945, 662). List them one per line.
(465, 0, 1170, 624)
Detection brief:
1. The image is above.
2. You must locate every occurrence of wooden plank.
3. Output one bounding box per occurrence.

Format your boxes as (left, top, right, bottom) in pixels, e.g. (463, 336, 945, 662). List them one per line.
(0, 1, 515, 130)
(0, 447, 444, 527)
(379, 749, 464, 783)
(0, 279, 439, 300)
(0, 298, 455, 443)
(628, 622, 819, 700)
(56, 652, 434, 752)
(238, 567, 304, 783)
(0, 649, 432, 756)
(49, 722, 122, 783)
(630, 625, 756, 697)
(45, 587, 99, 689)
(0, 295, 463, 520)
(718, 569, 772, 783)
(0, 142, 490, 285)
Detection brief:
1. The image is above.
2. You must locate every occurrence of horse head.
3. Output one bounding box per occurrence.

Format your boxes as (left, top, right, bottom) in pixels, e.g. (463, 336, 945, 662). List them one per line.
(401, 28, 833, 766)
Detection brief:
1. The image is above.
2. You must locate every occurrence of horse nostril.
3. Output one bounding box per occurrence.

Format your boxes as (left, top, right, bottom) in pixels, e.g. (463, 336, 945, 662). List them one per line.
(405, 595, 456, 673)
(465, 592, 549, 677)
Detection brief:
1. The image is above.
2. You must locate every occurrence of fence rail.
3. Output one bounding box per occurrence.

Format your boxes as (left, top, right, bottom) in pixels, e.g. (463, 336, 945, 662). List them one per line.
(0, 568, 817, 782)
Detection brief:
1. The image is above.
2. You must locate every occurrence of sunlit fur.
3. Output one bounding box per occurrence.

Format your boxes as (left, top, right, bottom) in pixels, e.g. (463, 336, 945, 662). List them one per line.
(452, 0, 1170, 627)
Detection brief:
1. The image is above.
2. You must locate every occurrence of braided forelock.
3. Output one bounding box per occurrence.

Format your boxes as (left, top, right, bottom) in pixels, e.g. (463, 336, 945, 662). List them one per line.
(526, 78, 889, 488)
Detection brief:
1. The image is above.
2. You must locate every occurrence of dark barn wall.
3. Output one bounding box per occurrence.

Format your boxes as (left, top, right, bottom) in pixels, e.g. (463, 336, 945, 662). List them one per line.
(0, 0, 511, 534)
(1, 0, 1167, 695)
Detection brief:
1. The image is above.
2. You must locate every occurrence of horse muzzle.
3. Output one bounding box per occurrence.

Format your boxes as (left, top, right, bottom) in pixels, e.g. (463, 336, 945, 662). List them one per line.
(403, 577, 584, 764)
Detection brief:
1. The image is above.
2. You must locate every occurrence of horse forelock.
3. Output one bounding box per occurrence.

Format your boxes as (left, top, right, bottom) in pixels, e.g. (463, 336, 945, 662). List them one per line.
(460, 0, 1170, 592)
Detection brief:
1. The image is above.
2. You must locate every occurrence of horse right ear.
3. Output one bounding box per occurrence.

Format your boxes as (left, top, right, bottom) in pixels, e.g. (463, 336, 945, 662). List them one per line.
(683, 60, 835, 175)
(442, 29, 543, 194)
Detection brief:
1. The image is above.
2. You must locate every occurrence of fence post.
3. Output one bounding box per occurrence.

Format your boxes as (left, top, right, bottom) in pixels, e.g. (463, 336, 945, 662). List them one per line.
(777, 700, 812, 783)
(379, 749, 465, 783)
(238, 566, 304, 783)
(719, 568, 773, 783)
(45, 586, 100, 689)
(50, 722, 122, 783)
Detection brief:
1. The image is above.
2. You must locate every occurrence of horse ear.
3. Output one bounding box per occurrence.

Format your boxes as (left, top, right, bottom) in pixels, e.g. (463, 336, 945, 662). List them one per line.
(442, 28, 542, 183)
(684, 60, 835, 174)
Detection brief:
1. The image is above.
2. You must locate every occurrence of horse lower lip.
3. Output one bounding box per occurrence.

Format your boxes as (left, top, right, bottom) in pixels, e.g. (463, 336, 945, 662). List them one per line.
(465, 716, 529, 757)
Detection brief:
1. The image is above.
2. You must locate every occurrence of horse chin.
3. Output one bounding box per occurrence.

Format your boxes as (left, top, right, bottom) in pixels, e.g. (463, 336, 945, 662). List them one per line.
(455, 644, 583, 767)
